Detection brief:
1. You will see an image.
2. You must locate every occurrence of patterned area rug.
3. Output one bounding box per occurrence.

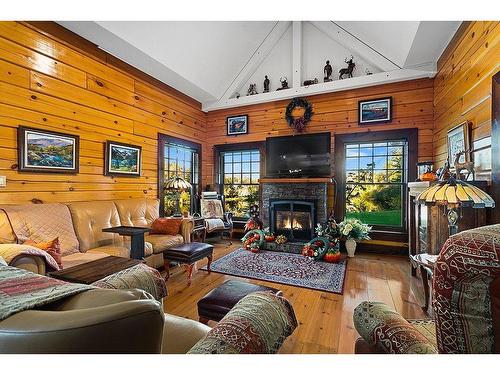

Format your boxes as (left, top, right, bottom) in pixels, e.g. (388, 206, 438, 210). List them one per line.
(201, 248, 346, 294)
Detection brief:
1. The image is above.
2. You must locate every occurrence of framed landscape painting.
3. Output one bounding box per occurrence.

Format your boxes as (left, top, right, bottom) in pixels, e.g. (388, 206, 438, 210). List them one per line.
(358, 97, 392, 124)
(105, 141, 142, 177)
(18, 127, 79, 173)
(227, 115, 248, 136)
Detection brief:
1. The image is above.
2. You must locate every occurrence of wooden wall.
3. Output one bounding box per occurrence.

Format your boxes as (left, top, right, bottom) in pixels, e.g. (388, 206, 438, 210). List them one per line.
(0, 22, 206, 205)
(433, 21, 499, 168)
(203, 78, 435, 187)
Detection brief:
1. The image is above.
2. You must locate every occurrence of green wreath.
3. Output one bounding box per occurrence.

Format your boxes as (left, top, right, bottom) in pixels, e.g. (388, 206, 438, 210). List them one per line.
(241, 229, 265, 250)
(302, 236, 330, 260)
(285, 97, 313, 133)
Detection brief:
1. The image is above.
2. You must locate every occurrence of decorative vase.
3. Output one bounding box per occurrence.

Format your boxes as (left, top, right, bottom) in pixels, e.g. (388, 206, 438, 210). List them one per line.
(345, 238, 357, 257)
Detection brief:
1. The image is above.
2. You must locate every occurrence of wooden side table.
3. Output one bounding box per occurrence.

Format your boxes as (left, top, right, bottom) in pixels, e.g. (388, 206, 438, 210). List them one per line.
(102, 226, 150, 259)
(191, 216, 206, 242)
(410, 253, 438, 312)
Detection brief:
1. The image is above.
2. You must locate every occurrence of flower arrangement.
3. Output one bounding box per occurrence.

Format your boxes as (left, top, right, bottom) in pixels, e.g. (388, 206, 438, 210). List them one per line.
(337, 218, 371, 241)
(244, 217, 263, 232)
(244, 204, 263, 232)
(315, 219, 341, 242)
(275, 235, 287, 245)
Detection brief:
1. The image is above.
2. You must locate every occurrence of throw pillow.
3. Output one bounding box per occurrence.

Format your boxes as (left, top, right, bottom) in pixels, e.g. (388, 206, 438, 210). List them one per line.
(23, 237, 63, 268)
(150, 218, 183, 235)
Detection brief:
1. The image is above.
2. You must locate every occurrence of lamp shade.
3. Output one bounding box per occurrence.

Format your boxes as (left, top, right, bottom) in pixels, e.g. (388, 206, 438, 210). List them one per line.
(417, 177, 495, 209)
(165, 176, 192, 191)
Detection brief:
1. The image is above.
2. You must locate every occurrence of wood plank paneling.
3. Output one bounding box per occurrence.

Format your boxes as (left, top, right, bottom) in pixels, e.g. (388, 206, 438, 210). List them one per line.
(0, 21, 206, 205)
(203, 78, 435, 187)
(433, 21, 499, 170)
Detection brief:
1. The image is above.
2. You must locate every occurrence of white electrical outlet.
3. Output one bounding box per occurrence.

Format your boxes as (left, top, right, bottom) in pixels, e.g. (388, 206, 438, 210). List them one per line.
(0, 176, 6, 187)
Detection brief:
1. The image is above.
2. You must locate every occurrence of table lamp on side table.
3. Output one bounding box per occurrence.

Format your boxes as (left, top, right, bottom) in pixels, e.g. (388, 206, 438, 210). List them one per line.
(416, 176, 495, 236)
(165, 176, 192, 217)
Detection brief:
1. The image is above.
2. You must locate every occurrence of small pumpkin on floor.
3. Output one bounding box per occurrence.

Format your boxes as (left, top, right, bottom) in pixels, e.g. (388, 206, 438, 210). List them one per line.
(323, 249, 342, 263)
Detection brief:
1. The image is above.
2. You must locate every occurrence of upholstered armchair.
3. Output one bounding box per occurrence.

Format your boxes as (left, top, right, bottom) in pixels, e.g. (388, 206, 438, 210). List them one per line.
(200, 193, 233, 239)
(353, 224, 500, 354)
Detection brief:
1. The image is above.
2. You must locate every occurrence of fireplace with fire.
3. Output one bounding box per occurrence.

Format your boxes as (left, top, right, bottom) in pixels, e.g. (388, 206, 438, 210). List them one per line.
(269, 199, 316, 241)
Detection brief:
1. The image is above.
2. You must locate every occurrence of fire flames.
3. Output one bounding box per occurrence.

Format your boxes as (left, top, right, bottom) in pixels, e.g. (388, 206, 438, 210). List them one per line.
(280, 217, 304, 230)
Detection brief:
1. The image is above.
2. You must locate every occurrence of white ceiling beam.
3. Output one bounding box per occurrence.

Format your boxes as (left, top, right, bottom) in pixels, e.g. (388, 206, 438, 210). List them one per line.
(202, 68, 435, 112)
(220, 21, 291, 101)
(310, 21, 400, 72)
(292, 21, 302, 89)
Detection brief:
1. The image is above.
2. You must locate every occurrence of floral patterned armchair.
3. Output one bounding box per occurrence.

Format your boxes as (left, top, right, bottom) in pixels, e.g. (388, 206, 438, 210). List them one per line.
(353, 224, 500, 354)
(200, 193, 233, 239)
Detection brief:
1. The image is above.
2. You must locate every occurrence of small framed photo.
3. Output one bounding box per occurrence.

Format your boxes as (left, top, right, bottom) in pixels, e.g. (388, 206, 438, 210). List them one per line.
(358, 97, 392, 125)
(105, 141, 142, 177)
(18, 127, 79, 174)
(227, 115, 248, 136)
(447, 121, 470, 169)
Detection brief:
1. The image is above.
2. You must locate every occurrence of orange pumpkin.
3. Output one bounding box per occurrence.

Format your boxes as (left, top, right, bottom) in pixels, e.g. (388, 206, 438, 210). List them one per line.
(323, 252, 342, 263)
(421, 171, 437, 181)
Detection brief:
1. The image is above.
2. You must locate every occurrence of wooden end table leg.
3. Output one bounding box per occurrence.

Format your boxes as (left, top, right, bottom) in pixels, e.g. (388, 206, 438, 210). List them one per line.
(186, 263, 194, 286)
(164, 259, 170, 281)
(199, 317, 210, 325)
(207, 254, 213, 274)
(420, 265, 430, 311)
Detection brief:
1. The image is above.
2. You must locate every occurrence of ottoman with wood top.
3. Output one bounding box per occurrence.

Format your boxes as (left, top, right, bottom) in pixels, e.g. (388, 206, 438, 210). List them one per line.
(163, 242, 213, 286)
(197, 279, 281, 324)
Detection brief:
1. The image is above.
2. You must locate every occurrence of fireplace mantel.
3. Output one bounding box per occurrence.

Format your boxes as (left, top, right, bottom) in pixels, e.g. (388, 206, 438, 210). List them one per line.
(258, 177, 331, 183)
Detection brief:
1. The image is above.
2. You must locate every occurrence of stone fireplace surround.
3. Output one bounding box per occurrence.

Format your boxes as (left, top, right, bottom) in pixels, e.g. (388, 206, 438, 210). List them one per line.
(261, 180, 329, 235)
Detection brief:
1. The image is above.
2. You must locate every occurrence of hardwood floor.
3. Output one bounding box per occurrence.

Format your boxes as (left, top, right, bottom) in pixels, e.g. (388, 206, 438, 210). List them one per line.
(162, 240, 429, 354)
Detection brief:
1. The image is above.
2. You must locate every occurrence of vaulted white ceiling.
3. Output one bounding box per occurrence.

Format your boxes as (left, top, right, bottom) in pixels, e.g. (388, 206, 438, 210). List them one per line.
(58, 21, 461, 111)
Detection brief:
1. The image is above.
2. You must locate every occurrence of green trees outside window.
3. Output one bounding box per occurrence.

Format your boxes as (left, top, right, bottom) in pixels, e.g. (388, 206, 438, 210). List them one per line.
(220, 150, 260, 219)
(344, 141, 406, 227)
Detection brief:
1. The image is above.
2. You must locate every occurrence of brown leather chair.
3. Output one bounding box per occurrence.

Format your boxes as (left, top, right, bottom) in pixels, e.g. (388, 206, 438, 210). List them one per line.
(0, 288, 165, 354)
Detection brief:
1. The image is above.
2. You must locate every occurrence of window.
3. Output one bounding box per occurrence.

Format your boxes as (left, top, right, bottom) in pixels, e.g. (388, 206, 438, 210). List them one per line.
(219, 149, 260, 219)
(343, 140, 407, 229)
(159, 136, 200, 216)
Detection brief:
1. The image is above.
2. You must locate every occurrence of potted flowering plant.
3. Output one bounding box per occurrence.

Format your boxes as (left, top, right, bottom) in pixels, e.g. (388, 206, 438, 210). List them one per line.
(338, 218, 371, 257)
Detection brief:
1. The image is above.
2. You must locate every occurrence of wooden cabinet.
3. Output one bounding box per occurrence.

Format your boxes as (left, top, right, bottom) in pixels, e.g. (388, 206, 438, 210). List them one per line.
(408, 181, 488, 260)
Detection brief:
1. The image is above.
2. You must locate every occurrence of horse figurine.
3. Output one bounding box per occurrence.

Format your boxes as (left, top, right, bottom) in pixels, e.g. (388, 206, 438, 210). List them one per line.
(339, 56, 355, 79)
(453, 150, 475, 180)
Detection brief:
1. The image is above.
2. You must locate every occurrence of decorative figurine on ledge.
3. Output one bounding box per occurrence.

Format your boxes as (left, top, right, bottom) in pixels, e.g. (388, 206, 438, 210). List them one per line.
(324, 60, 333, 82)
(263, 75, 270, 93)
(247, 83, 258, 96)
(339, 56, 355, 79)
(453, 150, 475, 180)
(303, 78, 318, 86)
(436, 159, 452, 181)
(277, 77, 289, 91)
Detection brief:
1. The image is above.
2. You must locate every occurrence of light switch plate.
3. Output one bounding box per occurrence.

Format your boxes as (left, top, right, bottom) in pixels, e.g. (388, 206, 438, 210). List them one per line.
(0, 176, 6, 187)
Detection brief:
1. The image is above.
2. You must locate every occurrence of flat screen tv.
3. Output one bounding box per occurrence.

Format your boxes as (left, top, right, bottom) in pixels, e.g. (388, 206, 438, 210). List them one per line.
(266, 132, 331, 178)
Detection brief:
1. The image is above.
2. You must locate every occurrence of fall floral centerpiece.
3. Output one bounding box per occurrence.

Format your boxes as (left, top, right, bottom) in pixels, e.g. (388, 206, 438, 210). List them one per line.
(302, 219, 342, 262)
(241, 229, 265, 253)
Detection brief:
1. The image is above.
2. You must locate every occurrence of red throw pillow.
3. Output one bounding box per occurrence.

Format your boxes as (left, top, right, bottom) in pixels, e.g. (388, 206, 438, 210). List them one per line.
(150, 218, 183, 235)
(24, 237, 63, 268)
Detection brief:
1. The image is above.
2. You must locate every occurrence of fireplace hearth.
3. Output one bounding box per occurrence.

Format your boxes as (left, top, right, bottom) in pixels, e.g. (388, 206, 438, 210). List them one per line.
(269, 199, 316, 241)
